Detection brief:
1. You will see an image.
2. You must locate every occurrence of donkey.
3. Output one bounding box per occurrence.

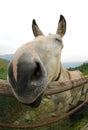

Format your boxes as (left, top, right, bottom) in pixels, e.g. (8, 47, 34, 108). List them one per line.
(8, 15, 87, 111)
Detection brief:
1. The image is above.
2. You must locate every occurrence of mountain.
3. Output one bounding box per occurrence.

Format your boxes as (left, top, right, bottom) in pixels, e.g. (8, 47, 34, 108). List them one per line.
(0, 54, 85, 68)
(62, 62, 83, 68)
(0, 54, 13, 61)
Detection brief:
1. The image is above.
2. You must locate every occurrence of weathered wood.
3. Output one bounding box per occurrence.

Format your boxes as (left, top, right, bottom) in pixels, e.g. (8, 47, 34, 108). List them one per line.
(45, 76, 88, 95)
(0, 80, 13, 96)
(0, 76, 88, 96)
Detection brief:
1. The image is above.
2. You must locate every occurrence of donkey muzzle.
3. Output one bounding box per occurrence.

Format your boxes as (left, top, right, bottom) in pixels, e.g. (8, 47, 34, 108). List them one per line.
(8, 53, 47, 107)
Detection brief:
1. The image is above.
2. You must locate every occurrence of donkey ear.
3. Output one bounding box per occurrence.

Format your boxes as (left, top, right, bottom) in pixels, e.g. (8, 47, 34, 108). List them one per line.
(32, 19, 44, 37)
(56, 15, 66, 37)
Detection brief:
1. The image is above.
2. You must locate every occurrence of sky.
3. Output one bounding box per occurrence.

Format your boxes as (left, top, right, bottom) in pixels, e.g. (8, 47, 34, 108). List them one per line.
(0, 0, 88, 62)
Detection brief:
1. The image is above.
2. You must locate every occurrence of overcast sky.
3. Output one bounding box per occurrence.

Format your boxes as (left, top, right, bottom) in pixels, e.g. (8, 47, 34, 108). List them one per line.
(0, 0, 88, 62)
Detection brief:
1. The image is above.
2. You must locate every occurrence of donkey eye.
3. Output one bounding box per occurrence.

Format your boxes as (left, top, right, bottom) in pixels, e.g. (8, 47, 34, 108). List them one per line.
(55, 38, 61, 42)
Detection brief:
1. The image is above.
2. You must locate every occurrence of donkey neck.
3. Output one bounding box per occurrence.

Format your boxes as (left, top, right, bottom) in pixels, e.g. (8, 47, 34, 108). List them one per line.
(57, 65, 71, 82)
(54, 63, 61, 81)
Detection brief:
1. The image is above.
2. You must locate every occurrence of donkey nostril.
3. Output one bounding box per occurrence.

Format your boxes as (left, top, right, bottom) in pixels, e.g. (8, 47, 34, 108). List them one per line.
(31, 62, 42, 81)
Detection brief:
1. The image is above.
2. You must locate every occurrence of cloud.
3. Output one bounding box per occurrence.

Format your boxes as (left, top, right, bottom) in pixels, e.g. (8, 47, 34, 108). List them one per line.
(0, 40, 25, 54)
(0, 0, 88, 62)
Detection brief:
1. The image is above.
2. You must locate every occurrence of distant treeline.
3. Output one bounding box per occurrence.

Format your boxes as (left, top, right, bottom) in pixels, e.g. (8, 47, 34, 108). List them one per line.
(69, 62, 88, 75)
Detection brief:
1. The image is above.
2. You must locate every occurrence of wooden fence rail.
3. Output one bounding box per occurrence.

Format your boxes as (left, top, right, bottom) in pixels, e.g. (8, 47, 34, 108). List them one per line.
(0, 76, 88, 129)
(0, 76, 88, 96)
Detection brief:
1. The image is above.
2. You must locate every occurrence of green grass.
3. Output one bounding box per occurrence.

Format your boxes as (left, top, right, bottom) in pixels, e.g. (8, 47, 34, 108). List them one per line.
(0, 60, 88, 130)
(0, 59, 9, 79)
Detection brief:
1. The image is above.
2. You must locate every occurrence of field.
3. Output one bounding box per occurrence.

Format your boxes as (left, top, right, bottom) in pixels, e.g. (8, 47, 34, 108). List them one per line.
(0, 59, 88, 130)
(0, 59, 9, 79)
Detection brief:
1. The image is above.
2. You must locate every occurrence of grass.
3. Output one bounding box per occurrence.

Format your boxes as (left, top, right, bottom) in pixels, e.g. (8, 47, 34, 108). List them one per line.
(0, 59, 88, 130)
(0, 59, 9, 79)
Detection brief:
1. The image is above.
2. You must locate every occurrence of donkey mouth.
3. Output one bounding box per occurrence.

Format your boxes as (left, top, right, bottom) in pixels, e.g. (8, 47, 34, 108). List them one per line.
(24, 93, 43, 108)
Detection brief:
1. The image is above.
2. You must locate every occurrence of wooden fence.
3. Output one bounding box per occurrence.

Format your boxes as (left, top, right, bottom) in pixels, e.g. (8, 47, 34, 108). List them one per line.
(0, 76, 88, 129)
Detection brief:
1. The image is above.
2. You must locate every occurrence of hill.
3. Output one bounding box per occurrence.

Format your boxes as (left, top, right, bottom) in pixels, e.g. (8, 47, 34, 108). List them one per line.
(68, 62, 88, 75)
(0, 58, 9, 79)
(62, 61, 83, 68)
(0, 54, 13, 61)
(0, 54, 85, 68)
(0, 58, 9, 63)
(0, 57, 88, 80)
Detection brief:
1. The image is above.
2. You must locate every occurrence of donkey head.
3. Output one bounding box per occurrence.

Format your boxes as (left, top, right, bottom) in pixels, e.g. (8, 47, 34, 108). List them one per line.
(8, 15, 66, 107)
